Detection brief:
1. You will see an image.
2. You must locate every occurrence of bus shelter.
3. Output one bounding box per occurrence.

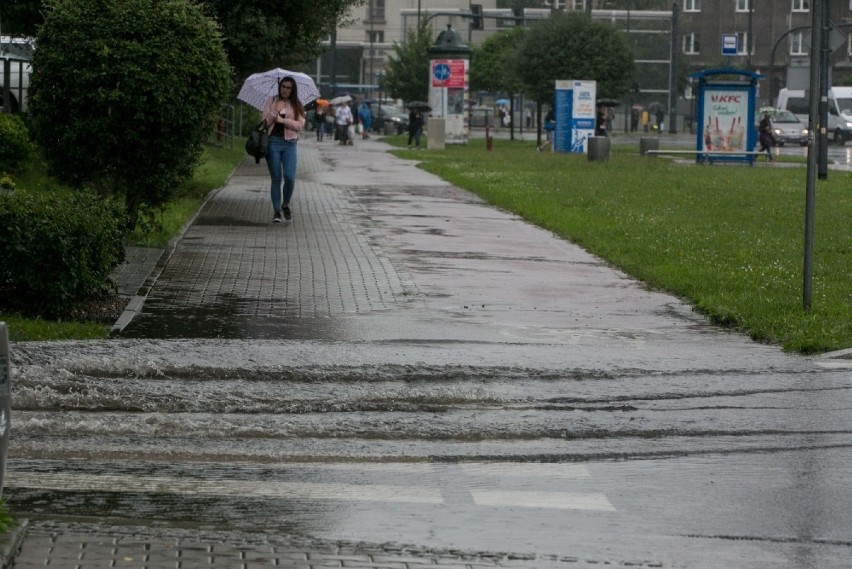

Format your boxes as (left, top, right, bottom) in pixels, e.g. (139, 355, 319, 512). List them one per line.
(691, 68, 762, 164)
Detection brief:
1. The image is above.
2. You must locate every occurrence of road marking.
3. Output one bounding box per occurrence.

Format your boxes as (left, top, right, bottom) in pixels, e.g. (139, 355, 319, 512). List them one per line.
(471, 490, 615, 511)
(461, 463, 591, 478)
(7, 473, 445, 505)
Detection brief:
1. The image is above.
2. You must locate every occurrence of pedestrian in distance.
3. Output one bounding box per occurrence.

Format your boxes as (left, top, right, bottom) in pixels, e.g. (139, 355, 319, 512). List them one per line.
(314, 105, 327, 142)
(359, 102, 372, 139)
(407, 108, 424, 149)
(595, 105, 608, 137)
(261, 76, 306, 224)
(335, 101, 353, 146)
(537, 108, 555, 152)
(347, 101, 357, 145)
(758, 111, 775, 162)
(630, 107, 640, 132)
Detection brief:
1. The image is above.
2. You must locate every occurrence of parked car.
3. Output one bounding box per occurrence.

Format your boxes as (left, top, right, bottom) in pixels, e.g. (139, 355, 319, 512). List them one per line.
(758, 107, 808, 147)
(0, 36, 34, 113)
(373, 104, 409, 133)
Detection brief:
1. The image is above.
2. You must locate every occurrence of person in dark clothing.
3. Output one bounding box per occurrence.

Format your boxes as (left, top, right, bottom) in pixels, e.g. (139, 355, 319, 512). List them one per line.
(407, 108, 424, 149)
(758, 112, 775, 161)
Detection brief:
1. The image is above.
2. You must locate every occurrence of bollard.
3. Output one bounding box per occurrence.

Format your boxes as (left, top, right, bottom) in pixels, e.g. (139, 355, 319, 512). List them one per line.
(587, 136, 611, 162)
(485, 124, 493, 151)
(640, 136, 659, 157)
(0, 323, 10, 497)
(427, 117, 445, 150)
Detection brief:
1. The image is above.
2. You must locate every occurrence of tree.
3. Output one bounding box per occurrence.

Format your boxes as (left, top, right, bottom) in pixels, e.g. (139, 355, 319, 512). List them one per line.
(517, 11, 635, 104)
(470, 27, 526, 95)
(384, 20, 432, 104)
(3, 1, 365, 82)
(202, 0, 365, 82)
(0, 0, 41, 36)
(27, 0, 232, 230)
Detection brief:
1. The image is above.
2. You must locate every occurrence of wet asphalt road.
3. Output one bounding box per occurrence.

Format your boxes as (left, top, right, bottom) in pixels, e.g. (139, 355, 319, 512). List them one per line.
(6, 135, 852, 568)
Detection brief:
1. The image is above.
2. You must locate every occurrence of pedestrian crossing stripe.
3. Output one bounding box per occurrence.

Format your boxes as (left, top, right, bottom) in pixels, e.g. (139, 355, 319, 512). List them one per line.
(9, 473, 445, 504)
(472, 490, 615, 511)
(7, 471, 615, 511)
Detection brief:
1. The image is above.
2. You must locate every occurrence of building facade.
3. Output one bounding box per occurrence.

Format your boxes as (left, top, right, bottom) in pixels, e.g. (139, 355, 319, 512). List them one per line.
(320, 1, 852, 108)
(679, 1, 852, 105)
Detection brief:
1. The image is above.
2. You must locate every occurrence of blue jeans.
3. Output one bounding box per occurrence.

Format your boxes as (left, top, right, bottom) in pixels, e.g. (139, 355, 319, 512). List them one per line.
(266, 136, 297, 212)
(316, 121, 325, 141)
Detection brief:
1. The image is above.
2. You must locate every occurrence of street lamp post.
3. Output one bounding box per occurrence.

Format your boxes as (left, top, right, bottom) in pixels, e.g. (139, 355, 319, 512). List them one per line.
(375, 70, 384, 134)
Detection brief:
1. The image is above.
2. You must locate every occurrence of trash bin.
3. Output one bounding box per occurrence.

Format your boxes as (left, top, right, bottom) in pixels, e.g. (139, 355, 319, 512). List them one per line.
(640, 137, 659, 157)
(587, 136, 611, 162)
(0, 323, 10, 497)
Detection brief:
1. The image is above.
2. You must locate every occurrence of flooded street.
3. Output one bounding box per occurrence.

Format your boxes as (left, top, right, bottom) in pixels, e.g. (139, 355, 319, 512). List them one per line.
(6, 138, 852, 567)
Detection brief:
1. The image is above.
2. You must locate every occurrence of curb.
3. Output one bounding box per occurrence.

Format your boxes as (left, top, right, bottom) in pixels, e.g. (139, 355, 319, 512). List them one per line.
(109, 162, 240, 336)
(0, 518, 27, 569)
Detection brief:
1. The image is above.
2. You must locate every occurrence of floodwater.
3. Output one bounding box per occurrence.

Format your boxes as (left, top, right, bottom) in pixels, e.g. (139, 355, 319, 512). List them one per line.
(8, 339, 852, 564)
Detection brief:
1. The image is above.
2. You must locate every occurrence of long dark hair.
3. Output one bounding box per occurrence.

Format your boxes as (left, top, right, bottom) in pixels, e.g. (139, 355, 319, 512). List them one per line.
(279, 77, 305, 119)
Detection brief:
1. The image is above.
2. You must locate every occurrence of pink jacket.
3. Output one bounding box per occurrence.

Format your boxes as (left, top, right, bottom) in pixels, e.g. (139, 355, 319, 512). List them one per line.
(261, 96, 306, 140)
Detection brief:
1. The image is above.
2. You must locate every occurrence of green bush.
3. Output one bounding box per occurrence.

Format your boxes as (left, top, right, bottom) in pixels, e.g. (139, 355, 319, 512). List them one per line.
(27, 0, 233, 230)
(0, 114, 34, 174)
(0, 189, 126, 319)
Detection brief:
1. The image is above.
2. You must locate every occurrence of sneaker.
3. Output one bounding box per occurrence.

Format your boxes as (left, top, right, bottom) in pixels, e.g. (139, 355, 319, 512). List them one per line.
(282, 205, 292, 221)
(273, 211, 282, 223)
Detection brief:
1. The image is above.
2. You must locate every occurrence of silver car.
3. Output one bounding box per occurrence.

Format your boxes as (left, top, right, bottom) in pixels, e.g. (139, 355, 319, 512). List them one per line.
(767, 109, 808, 147)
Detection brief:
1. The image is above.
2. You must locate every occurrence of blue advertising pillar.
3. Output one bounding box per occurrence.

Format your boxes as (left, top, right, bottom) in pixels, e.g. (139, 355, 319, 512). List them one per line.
(553, 80, 596, 153)
(691, 68, 763, 164)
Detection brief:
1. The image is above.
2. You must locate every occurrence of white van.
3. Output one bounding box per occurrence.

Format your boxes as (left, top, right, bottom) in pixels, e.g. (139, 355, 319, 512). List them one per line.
(776, 87, 852, 145)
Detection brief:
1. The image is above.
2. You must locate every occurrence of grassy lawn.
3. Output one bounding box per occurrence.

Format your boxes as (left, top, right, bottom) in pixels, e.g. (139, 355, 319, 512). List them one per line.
(388, 137, 850, 354)
(2, 143, 244, 341)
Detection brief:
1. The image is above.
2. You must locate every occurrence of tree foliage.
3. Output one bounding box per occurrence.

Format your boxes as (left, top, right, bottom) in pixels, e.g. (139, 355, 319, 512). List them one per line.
(384, 20, 432, 104)
(470, 27, 526, 95)
(0, 0, 41, 36)
(202, 0, 364, 82)
(28, 0, 232, 229)
(517, 11, 634, 104)
(1, 0, 365, 83)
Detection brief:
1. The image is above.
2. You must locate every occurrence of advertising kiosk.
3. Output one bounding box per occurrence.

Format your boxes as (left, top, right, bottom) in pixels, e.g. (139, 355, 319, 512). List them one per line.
(691, 68, 762, 164)
(553, 80, 596, 154)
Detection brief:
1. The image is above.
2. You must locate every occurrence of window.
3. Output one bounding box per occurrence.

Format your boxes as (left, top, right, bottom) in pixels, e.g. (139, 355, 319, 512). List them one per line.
(736, 0, 751, 11)
(367, 31, 384, 44)
(791, 31, 808, 55)
(736, 32, 751, 55)
(366, 0, 385, 21)
(792, 0, 809, 12)
(683, 32, 700, 54)
(571, 0, 586, 10)
(684, 0, 701, 11)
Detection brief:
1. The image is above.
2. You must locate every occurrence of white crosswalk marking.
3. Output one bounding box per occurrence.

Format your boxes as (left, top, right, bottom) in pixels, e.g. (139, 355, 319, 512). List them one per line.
(471, 490, 615, 511)
(461, 463, 591, 478)
(8, 463, 615, 511)
(8, 473, 445, 504)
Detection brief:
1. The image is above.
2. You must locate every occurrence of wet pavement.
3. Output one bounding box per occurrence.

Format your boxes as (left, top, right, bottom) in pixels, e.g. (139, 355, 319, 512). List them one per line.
(5, 134, 852, 568)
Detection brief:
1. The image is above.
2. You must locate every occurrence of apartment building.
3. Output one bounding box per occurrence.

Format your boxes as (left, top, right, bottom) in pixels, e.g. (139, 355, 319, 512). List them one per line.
(315, 1, 581, 94)
(319, 1, 852, 107)
(679, 1, 852, 104)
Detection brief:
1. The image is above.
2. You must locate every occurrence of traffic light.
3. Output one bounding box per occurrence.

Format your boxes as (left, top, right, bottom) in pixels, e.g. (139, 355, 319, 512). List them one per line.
(470, 4, 483, 31)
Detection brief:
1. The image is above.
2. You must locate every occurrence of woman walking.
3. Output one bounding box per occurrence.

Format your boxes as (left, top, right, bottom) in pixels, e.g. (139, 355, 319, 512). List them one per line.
(261, 77, 306, 223)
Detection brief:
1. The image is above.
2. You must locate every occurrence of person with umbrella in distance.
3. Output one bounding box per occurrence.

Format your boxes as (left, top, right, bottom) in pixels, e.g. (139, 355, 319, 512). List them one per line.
(335, 100, 353, 146)
(261, 77, 306, 223)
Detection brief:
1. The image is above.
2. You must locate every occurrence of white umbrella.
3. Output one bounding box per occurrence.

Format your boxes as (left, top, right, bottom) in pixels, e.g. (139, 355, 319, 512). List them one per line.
(330, 95, 352, 106)
(237, 68, 320, 110)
